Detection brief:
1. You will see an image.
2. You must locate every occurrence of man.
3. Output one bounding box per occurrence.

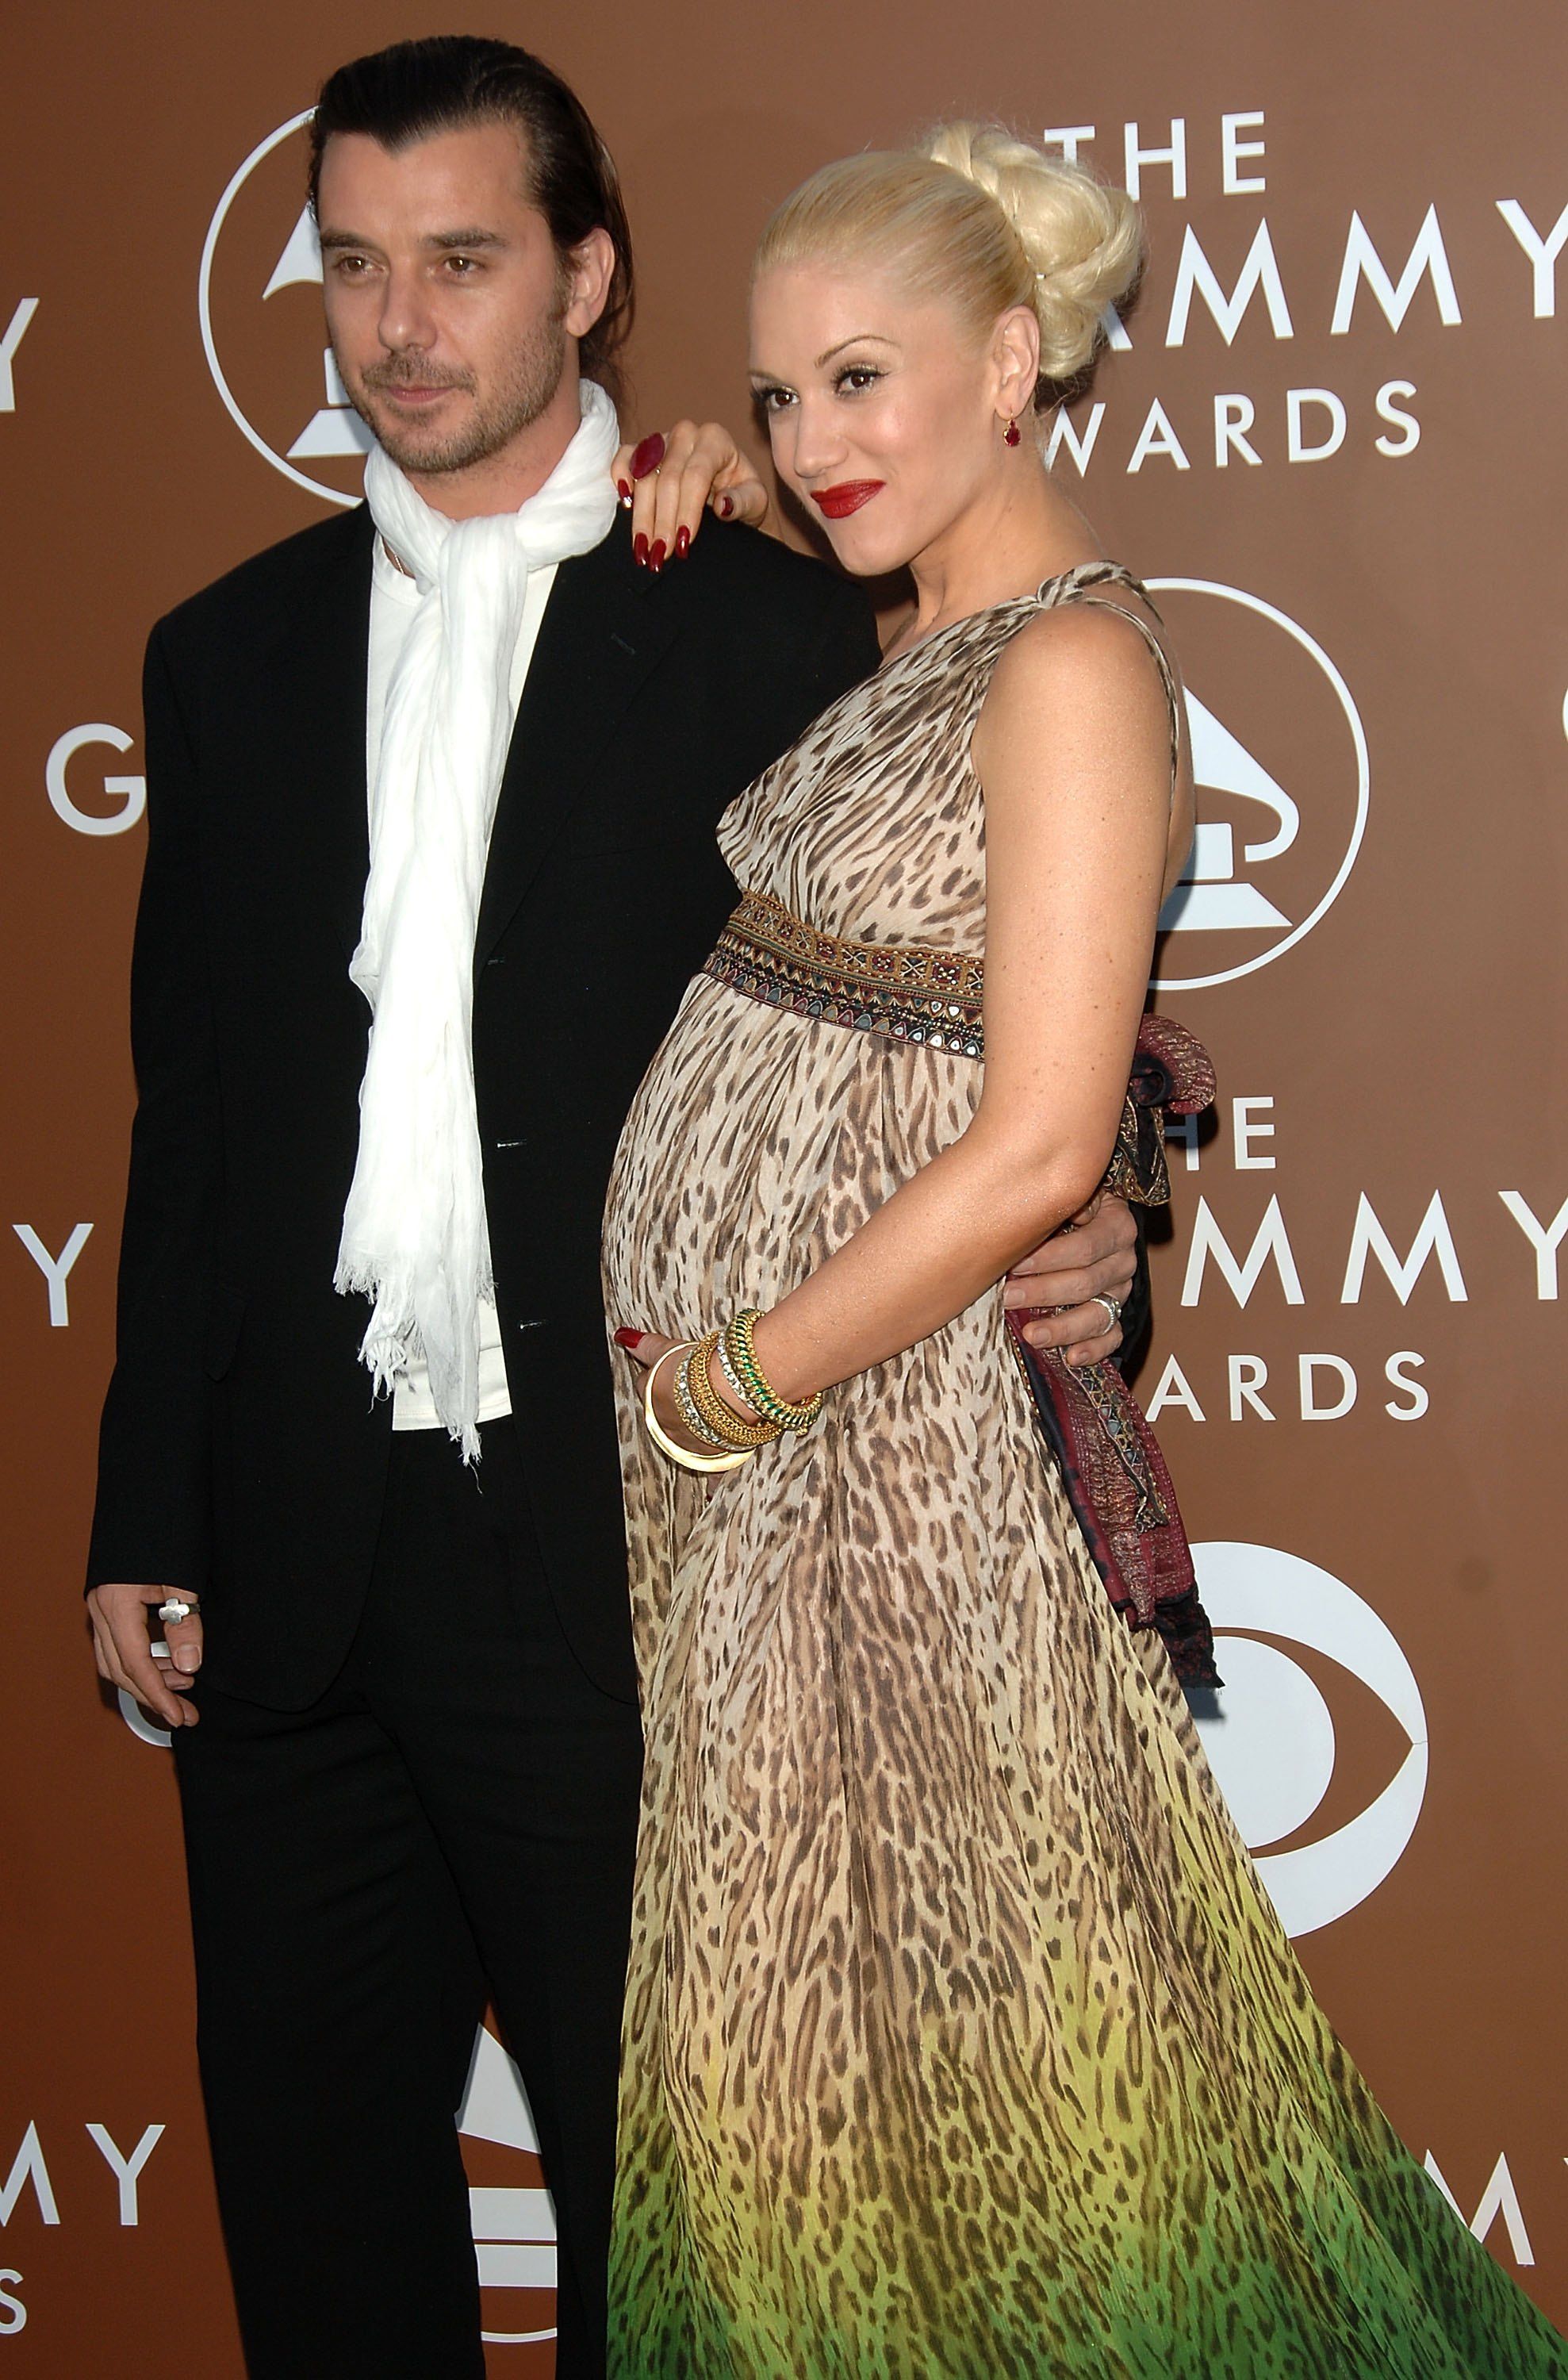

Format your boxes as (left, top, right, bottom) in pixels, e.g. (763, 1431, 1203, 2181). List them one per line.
(85, 36, 1140, 2379)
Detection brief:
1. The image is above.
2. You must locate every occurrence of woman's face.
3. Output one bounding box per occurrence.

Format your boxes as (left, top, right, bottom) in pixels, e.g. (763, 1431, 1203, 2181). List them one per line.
(748, 259, 1006, 578)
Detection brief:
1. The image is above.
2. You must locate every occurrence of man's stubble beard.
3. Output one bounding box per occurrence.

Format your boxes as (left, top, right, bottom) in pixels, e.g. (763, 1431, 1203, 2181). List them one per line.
(342, 293, 570, 478)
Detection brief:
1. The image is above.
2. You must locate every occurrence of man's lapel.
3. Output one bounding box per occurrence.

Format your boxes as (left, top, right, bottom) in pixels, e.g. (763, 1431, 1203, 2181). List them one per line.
(265, 505, 375, 966)
(474, 520, 678, 973)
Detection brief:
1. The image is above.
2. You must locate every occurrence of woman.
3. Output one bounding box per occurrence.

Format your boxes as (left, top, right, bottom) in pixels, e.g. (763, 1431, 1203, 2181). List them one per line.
(604, 126, 1565, 2376)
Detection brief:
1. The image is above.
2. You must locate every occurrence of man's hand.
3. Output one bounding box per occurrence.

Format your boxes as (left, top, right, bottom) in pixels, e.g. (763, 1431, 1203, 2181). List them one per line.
(611, 421, 773, 569)
(1002, 1191, 1139, 1366)
(87, 1583, 202, 1729)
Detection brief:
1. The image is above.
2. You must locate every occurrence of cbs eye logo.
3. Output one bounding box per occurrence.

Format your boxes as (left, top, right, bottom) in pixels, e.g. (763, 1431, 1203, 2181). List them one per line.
(1188, 1541, 1428, 1937)
(199, 110, 372, 507)
(1147, 581, 1371, 992)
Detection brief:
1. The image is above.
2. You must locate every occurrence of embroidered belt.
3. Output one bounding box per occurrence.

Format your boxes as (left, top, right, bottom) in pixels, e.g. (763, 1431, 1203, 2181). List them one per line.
(703, 890, 1217, 1218)
(704, 889, 987, 1058)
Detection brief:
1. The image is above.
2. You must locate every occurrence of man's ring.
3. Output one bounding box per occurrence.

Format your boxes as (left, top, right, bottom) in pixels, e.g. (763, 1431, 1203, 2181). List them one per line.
(1089, 1295, 1122, 1334)
(158, 1598, 196, 1626)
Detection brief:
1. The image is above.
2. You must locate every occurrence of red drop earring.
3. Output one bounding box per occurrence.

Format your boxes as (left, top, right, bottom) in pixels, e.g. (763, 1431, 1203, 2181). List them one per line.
(1004, 417, 1022, 447)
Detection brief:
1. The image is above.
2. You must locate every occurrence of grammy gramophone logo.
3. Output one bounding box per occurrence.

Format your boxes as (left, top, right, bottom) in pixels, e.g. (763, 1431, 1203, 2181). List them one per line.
(1148, 580, 1371, 992)
(199, 111, 370, 507)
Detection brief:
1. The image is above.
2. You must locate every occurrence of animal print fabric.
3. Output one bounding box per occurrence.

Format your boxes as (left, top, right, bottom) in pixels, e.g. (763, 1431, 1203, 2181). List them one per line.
(601, 566, 1565, 2376)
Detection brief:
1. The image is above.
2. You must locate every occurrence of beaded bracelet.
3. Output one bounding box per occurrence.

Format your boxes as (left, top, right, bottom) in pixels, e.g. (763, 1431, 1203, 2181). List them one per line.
(672, 1344, 740, 1453)
(681, 1334, 779, 1450)
(720, 1309, 825, 1434)
(715, 1326, 767, 1423)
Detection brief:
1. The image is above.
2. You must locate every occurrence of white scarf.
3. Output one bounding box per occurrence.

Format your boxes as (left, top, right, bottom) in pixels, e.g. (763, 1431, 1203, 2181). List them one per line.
(336, 378, 621, 1459)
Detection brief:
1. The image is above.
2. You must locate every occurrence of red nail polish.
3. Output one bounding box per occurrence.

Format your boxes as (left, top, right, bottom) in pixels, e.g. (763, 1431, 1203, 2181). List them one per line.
(717, 494, 734, 520)
(649, 539, 666, 574)
(616, 478, 632, 505)
(613, 1326, 644, 1350)
(631, 432, 665, 480)
(674, 524, 691, 559)
(633, 532, 649, 568)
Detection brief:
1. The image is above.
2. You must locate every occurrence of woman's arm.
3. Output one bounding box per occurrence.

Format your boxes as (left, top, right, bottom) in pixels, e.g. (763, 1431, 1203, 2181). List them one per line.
(734, 603, 1178, 1406)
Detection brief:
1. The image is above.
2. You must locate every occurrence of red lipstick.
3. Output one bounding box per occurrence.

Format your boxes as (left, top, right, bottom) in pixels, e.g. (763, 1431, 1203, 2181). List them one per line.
(811, 481, 884, 519)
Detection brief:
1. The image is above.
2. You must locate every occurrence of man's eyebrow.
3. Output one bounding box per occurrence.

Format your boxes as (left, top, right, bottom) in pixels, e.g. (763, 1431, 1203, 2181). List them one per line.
(421, 228, 508, 251)
(316, 228, 509, 253)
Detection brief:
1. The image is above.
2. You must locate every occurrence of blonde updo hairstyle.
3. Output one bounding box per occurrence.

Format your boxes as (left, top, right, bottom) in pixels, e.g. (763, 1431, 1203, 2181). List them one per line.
(753, 122, 1143, 400)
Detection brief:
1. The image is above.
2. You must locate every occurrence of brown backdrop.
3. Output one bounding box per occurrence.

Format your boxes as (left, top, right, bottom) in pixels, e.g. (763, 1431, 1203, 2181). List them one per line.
(3, 0, 1564, 2367)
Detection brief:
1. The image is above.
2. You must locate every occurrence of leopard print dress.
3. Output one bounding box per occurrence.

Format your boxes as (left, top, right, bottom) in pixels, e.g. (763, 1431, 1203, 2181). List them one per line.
(600, 566, 1565, 2378)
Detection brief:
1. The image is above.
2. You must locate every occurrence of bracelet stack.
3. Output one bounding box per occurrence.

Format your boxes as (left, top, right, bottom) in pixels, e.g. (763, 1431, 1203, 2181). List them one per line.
(720, 1309, 825, 1434)
(677, 1332, 779, 1452)
(642, 1312, 826, 1474)
(643, 1345, 752, 1474)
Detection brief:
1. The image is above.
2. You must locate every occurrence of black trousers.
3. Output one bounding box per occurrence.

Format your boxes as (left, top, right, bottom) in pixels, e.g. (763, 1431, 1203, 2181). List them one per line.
(174, 1422, 643, 2379)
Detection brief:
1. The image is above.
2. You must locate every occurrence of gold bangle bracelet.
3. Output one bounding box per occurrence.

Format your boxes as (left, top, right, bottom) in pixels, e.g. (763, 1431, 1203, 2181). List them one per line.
(723, 1308, 826, 1433)
(644, 1343, 753, 1473)
(672, 1342, 741, 1451)
(683, 1334, 778, 1449)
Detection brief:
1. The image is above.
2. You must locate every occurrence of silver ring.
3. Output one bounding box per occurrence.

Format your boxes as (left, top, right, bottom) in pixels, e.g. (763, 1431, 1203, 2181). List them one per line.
(1088, 1294, 1122, 1334)
(157, 1598, 196, 1626)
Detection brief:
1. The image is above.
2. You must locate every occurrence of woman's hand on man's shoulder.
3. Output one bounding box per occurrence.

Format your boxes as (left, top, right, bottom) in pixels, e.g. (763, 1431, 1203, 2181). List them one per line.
(611, 420, 775, 571)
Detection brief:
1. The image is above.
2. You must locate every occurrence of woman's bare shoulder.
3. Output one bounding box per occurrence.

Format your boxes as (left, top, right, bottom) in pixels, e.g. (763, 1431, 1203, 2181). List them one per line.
(976, 594, 1175, 757)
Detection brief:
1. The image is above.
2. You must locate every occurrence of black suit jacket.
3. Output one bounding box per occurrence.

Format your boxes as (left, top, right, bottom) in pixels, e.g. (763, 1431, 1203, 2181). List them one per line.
(87, 504, 880, 1708)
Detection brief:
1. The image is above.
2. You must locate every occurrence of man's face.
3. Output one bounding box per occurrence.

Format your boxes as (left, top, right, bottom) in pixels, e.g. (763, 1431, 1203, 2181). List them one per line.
(317, 122, 577, 478)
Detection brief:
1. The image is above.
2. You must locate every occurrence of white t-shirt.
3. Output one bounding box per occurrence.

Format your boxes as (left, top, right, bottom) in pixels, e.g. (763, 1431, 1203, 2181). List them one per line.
(364, 535, 559, 1430)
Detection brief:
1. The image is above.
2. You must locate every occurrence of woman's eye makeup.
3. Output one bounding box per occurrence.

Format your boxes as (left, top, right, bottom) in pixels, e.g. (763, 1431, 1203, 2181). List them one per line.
(750, 363, 884, 413)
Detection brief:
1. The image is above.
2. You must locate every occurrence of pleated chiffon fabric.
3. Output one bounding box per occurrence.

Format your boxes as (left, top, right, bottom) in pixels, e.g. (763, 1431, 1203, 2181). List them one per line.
(601, 570, 1567, 2377)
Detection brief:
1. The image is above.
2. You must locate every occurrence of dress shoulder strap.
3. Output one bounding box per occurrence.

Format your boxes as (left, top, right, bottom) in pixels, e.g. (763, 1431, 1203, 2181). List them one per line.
(1037, 562, 1183, 797)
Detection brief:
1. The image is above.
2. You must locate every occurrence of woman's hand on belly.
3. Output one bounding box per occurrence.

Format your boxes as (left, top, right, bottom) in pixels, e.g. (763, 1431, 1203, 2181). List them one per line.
(615, 1329, 705, 1457)
(615, 1326, 771, 1460)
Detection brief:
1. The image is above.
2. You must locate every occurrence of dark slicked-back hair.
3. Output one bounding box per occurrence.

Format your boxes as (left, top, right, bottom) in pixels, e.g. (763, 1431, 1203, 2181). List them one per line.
(309, 35, 634, 405)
